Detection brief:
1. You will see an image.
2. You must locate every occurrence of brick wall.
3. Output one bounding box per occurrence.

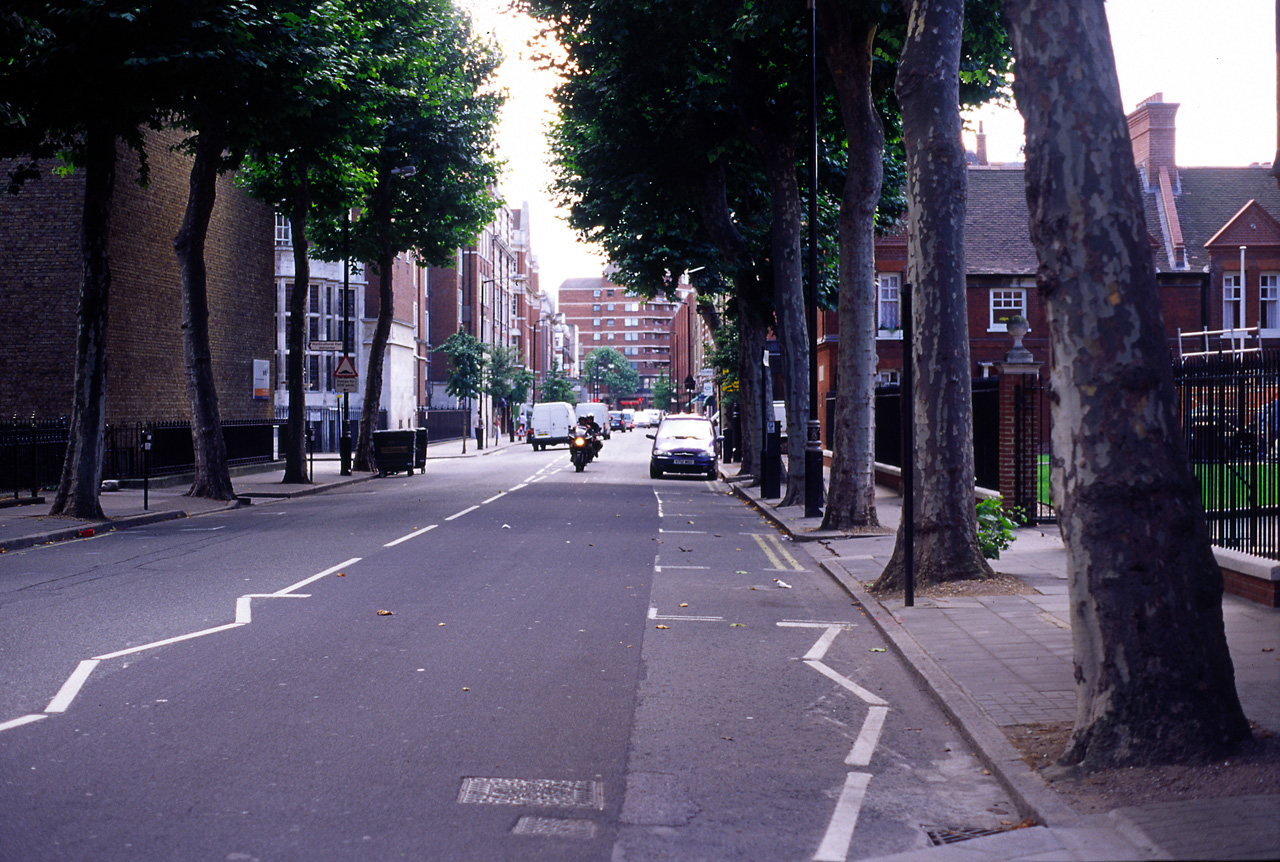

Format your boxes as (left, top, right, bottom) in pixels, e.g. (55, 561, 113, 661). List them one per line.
(0, 127, 274, 425)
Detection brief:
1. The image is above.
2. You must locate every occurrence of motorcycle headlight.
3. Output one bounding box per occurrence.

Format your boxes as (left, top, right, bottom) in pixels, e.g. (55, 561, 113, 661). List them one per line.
(574, 436, 586, 446)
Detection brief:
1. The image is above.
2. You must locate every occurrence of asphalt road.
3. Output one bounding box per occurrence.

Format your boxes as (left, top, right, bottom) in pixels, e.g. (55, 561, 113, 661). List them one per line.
(0, 431, 1014, 861)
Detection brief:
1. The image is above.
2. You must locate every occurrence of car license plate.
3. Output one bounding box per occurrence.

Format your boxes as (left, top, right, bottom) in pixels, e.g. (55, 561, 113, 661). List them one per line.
(675, 458, 694, 465)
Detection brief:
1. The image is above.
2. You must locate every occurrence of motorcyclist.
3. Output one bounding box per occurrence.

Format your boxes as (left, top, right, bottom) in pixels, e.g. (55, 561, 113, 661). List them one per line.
(577, 415, 604, 458)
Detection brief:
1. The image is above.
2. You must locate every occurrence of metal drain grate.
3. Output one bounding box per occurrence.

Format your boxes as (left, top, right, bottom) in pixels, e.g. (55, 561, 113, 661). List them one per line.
(924, 825, 1017, 846)
(512, 816, 598, 839)
(457, 777, 605, 810)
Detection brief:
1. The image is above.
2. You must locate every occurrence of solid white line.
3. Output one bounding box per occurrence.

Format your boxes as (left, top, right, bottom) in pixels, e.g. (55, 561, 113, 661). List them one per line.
(274, 558, 361, 596)
(813, 772, 872, 862)
(445, 505, 479, 521)
(847, 706, 890, 767)
(93, 623, 244, 661)
(778, 621, 857, 628)
(804, 626, 842, 661)
(529, 475, 546, 483)
(236, 595, 253, 624)
(44, 659, 100, 713)
(654, 565, 709, 571)
(481, 492, 507, 504)
(509, 483, 528, 491)
(658, 529, 705, 534)
(0, 714, 48, 732)
(384, 524, 438, 547)
(805, 660, 889, 706)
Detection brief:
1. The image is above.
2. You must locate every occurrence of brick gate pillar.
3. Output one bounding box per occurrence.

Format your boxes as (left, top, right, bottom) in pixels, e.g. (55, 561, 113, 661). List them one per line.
(995, 320, 1042, 523)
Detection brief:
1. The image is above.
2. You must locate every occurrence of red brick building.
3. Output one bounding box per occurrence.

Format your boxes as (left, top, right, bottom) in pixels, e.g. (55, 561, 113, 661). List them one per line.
(0, 128, 275, 425)
(815, 93, 1280, 445)
(558, 273, 679, 405)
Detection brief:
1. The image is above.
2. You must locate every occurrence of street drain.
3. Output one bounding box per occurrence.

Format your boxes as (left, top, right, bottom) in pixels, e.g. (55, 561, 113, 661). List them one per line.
(457, 777, 605, 810)
(924, 825, 1018, 846)
(512, 816, 598, 839)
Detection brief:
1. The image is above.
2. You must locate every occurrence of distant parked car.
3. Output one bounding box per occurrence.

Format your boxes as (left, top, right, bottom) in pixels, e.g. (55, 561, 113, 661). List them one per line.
(608, 410, 625, 431)
(648, 414, 719, 480)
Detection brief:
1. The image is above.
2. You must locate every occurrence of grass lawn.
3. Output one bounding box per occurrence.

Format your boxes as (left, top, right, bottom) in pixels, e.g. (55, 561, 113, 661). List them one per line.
(1037, 455, 1280, 511)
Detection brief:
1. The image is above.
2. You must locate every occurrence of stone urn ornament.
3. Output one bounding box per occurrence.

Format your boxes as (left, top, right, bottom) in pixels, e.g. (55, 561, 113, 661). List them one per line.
(1005, 314, 1033, 362)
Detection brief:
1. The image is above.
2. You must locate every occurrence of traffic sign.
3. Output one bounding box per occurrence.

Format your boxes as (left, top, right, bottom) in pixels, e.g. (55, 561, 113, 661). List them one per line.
(310, 340, 344, 352)
(333, 356, 359, 393)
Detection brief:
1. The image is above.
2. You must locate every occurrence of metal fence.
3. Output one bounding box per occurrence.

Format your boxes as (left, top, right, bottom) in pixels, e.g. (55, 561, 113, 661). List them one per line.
(1, 418, 68, 499)
(873, 377, 1000, 492)
(1176, 350, 1280, 559)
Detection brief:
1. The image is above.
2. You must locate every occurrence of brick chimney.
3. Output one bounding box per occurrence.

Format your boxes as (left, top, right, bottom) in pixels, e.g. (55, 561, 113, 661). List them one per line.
(1127, 93, 1179, 186)
(976, 121, 988, 166)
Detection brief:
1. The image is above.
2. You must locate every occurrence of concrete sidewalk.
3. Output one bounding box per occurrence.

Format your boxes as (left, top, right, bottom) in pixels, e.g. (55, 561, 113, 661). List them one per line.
(0, 433, 521, 554)
(728, 473, 1280, 861)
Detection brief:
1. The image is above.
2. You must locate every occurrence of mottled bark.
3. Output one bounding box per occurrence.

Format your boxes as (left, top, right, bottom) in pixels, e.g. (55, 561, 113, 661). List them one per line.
(356, 162, 394, 472)
(875, 0, 992, 590)
(283, 163, 310, 484)
(175, 127, 237, 501)
(820, 3, 882, 530)
(1004, 0, 1250, 769)
(50, 122, 114, 520)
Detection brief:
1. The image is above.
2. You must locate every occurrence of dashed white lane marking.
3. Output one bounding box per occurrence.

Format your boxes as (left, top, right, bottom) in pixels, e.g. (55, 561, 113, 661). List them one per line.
(654, 565, 709, 571)
(648, 607, 725, 623)
(509, 483, 528, 491)
(778, 621, 857, 629)
(814, 772, 873, 862)
(384, 524, 438, 548)
(445, 505, 479, 521)
(846, 707, 889, 767)
(658, 529, 705, 534)
(180, 526, 226, 532)
(482, 492, 507, 505)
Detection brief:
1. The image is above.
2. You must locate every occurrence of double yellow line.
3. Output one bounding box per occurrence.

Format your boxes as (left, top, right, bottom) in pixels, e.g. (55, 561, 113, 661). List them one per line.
(751, 532, 805, 571)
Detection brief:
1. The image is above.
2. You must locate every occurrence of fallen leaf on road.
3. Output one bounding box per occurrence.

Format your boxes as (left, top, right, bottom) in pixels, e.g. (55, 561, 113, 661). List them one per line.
(869, 647, 886, 652)
(462, 687, 470, 691)
(730, 623, 745, 627)
(335, 572, 346, 577)
(735, 571, 750, 574)
(438, 623, 446, 626)
(377, 609, 394, 616)
(502, 524, 511, 529)
(679, 603, 689, 607)
(655, 625, 671, 630)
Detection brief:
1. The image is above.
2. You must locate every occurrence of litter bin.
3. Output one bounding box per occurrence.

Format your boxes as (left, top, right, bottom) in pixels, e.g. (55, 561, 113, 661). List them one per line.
(414, 427, 428, 469)
(372, 429, 416, 477)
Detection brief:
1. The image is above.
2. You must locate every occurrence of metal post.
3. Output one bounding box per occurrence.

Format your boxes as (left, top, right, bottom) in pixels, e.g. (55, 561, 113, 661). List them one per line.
(902, 283, 914, 607)
(141, 429, 152, 511)
(340, 210, 352, 476)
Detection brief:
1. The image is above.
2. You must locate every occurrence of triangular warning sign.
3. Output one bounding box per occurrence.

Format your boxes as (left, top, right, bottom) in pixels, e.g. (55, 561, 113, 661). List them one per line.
(334, 356, 358, 378)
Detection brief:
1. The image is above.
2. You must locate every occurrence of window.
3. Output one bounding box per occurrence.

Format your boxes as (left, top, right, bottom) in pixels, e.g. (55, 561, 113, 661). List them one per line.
(876, 370, 901, 387)
(275, 214, 292, 246)
(307, 355, 320, 392)
(1261, 274, 1279, 331)
(607, 303, 615, 311)
(625, 303, 639, 311)
(592, 304, 601, 312)
(593, 289, 601, 297)
(593, 318, 601, 326)
(607, 318, 615, 326)
(607, 333, 615, 340)
(607, 289, 615, 297)
(877, 274, 900, 335)
(625, 317, 638, 327)
(624, 332, 638, 341)
(1224, 272, 1244, 329)
(625, 347, 638, 356)
(989, 288, 1027, 331)
(593, 333, 601, 341)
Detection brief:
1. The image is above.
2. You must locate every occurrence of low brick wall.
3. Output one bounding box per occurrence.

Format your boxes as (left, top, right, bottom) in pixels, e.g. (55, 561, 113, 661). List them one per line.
(1213, 547, 1280, 608)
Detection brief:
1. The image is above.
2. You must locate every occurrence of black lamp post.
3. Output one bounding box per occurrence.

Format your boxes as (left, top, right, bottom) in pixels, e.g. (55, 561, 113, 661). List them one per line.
(340, 210, 352, 476)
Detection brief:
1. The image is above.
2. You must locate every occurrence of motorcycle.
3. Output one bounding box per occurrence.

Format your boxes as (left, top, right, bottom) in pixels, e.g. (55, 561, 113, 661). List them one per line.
(570, 423, 601, 472)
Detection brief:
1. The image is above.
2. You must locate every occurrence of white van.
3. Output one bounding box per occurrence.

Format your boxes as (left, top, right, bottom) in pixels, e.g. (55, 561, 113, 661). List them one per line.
(529, 401, 576, 450)
(575, 402, 611, 439)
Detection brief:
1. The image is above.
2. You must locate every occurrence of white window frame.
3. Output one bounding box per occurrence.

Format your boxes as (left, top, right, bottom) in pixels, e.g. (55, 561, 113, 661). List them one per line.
(275, 214, 292, 246)
(1260, 273, 1278, 333)
(1224, 272, 1244, 330)
(989, 288, 1028, 332)
(877, 274, 901, 338)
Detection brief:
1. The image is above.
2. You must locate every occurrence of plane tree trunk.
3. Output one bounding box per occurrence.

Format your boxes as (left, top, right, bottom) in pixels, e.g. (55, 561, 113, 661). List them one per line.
(356, 162, 394, 472)
(875, 0, 993, 590)
(1003, 0, 1251, 769)
(820, 3, 882, 530)
(174, 125, 237, 501)
(50, 122, 115, 520)
(283, 162, 311, 484)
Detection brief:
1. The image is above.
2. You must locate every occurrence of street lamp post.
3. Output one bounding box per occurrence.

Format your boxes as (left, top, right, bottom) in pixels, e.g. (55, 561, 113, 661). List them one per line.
(340, 210, 352, 476)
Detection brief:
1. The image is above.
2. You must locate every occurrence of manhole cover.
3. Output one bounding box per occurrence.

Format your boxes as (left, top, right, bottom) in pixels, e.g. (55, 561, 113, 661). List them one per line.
(458, 777, 605, 810)
(512, 816, 598, 839)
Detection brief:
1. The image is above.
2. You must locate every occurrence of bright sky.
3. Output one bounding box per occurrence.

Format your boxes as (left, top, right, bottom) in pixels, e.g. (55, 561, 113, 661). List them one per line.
(462, 0, 1278, 300)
